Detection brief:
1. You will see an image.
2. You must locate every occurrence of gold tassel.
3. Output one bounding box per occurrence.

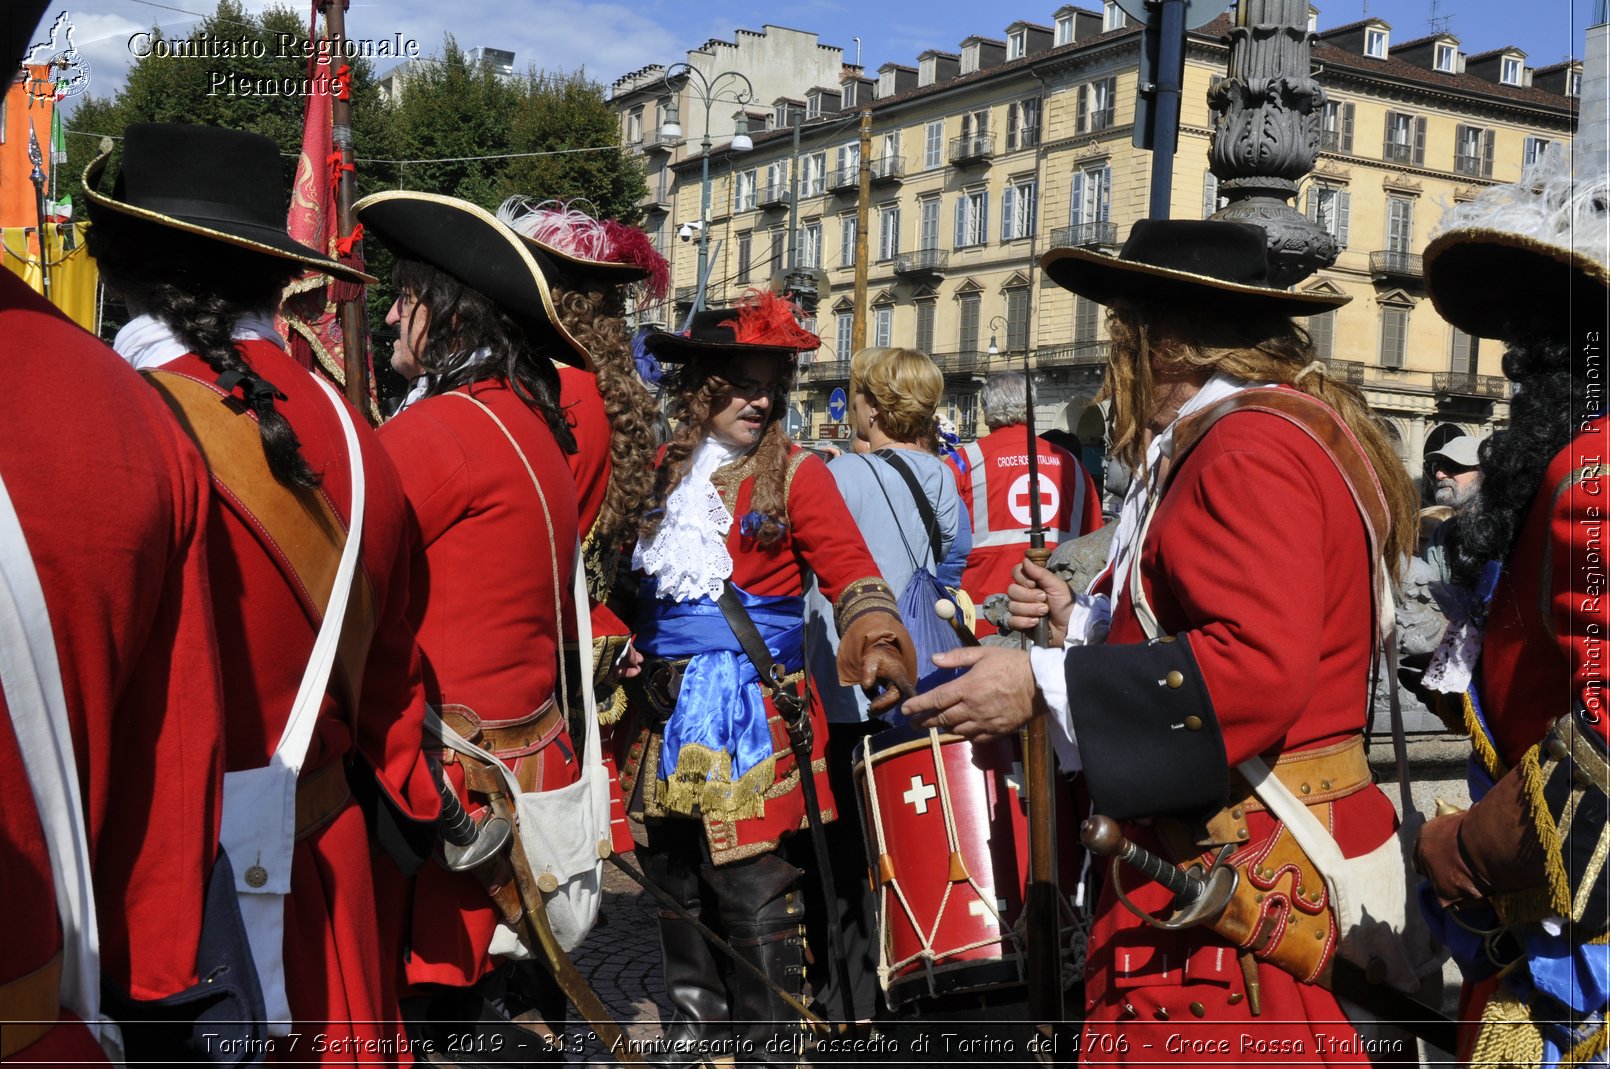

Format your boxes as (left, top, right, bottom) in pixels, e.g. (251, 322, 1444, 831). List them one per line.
(1563, 1024, 1609, 1067)
(1519, 744, 1573, 917)
(1464, 692, 1503, 781)
(1468, 988, 1545, 1068)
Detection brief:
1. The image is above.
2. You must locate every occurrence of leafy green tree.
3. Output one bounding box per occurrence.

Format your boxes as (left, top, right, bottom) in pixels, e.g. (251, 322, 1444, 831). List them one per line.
(498, 69, 646, 225)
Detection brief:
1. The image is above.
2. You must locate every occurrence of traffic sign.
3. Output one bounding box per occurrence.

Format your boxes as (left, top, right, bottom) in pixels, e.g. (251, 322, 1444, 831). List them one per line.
(784, 406, 804, 438)
(828, 387, 848, 422)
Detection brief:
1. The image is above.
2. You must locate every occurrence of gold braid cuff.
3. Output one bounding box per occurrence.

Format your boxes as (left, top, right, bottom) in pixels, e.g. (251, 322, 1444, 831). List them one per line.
(833, 577, 898, 635)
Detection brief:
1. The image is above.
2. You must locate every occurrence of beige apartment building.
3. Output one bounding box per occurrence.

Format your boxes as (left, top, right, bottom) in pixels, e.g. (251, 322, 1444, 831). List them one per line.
(611, 5, 1578, 483)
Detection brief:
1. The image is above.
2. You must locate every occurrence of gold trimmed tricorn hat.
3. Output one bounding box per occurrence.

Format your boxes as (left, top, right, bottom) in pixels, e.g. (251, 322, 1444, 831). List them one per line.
(84, 123, 375, 285)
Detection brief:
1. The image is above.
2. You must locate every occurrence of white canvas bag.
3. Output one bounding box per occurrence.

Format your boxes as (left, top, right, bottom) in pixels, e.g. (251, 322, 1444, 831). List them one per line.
(0, 470, 124, 1062)
(217, 375, 364, 1034)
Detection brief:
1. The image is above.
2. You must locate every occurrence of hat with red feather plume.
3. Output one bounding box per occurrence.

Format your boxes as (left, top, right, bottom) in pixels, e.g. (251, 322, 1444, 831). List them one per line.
(641, 289, 820, 364)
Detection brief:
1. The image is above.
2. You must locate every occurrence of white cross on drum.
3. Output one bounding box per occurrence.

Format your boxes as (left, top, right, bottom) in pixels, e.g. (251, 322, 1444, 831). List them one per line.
(1006, 473, 1060, 527)
(903, 775, 938, 814)
(968, 897, 1009, 926)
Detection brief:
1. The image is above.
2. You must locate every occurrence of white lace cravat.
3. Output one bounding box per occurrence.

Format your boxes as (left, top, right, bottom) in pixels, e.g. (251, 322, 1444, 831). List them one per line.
(112, 311, 288, 370)
(634, 438, 741, 603)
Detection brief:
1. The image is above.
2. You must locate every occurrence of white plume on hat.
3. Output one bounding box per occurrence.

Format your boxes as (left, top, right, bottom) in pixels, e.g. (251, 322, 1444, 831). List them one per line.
(1432, 146, 1609, 274)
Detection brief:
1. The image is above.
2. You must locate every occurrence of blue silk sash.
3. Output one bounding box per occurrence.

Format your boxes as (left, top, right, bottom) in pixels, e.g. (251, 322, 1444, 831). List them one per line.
(635, 582, 804, 819)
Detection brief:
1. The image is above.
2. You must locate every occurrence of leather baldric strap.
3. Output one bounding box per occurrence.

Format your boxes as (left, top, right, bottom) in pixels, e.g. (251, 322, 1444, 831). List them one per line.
(294, 760, 351, 841)
(1200, 736, 1372, 846)
(143, 371, 376, 714)
(0, 951, 62, 1058)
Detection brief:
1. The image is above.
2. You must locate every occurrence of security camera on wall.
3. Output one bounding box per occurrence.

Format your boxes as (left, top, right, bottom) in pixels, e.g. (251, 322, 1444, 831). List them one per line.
(678, 221, 703, 242)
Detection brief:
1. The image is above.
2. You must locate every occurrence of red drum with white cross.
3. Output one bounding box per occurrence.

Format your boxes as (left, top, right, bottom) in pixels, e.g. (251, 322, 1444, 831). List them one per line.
(852, 726, 1081, 1007)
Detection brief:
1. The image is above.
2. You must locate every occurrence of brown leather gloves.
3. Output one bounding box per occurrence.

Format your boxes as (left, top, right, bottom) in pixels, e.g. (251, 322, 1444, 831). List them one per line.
(1413, 764, 1547, 908)
(837, 610, 918, 715)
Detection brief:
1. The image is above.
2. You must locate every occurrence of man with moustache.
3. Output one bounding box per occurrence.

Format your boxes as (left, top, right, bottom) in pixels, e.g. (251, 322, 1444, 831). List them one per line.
(619, 293, 915, 1066)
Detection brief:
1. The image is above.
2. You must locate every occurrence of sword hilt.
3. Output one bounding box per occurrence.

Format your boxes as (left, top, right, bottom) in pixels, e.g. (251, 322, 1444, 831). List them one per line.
(1081, 815, 1203, 904)
(436, 776, 478, 847)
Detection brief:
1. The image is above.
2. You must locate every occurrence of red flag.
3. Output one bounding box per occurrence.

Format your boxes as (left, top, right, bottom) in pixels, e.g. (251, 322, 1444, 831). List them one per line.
(278, 5, 376, 416)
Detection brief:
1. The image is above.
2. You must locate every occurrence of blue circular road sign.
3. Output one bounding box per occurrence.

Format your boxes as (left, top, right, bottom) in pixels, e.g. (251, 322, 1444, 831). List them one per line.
(829, 387, 848, 422)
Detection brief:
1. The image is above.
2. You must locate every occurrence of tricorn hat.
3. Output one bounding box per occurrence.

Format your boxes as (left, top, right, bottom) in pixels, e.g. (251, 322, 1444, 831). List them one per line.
(496, 197, 671, 304)
(1424, 148, 1610, 342)
(642, 290, 820, 364)
(354, 190, 591, 368)
(1041, 219, 1350, 318)
(84, 123, 374, 285)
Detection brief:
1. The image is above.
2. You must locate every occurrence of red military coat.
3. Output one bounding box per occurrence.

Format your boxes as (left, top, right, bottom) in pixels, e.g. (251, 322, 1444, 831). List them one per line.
(378, 378, 581, 991)
(0, 273, 225, 1064)
(618, 444, 888, 863)
(162, 341, 440, 1061)
(949, 424, 1103, 628)
(1479, 414, 1610, 764)
(1067, 400, 1399, 1065)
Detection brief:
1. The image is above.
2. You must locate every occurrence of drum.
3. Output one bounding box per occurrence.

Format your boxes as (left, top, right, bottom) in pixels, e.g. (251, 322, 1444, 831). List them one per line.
(853, 725, 1081, 1008)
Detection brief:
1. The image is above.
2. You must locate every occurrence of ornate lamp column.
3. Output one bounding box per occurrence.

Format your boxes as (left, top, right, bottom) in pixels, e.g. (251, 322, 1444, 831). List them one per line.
(1207, 0, 1336, 286)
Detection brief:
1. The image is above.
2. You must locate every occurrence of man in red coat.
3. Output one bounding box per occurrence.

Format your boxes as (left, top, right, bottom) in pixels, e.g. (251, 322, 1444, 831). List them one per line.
(906, 221, 1422, 1065)
(948, 371, 1103, 631)
(622, 294, 916, 1065)
(1412, 149, 1610, 1064)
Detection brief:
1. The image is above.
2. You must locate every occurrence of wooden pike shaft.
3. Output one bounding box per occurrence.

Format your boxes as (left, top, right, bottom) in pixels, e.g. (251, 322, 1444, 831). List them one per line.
(320, 0, 371, 417)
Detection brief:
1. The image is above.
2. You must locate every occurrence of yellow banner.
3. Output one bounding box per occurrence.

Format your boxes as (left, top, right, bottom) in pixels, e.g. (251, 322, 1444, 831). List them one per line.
(2, 223, 99, 332)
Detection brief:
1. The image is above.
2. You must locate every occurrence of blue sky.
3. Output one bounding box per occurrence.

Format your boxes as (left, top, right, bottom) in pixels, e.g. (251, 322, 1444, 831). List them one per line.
(27, 0, 1598, 107)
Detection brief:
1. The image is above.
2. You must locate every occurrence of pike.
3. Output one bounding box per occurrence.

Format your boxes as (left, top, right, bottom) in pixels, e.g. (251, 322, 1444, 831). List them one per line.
(1019, 350, 1062, 1028)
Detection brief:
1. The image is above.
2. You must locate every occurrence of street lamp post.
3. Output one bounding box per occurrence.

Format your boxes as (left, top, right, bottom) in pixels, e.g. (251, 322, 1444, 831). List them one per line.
(659, 63, 755, 312)
(986, 315, 1008, 356)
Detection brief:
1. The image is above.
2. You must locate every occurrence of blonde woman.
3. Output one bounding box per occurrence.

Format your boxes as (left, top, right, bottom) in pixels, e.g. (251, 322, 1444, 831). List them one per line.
(803, 345, 970, 1021)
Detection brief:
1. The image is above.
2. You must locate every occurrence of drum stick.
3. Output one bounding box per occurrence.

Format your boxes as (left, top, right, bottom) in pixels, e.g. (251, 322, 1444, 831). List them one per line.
(934, 597, 981, 648)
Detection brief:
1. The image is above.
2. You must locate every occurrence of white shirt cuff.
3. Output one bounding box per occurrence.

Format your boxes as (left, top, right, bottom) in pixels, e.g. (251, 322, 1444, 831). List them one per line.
(1030, 645, 1081, 773)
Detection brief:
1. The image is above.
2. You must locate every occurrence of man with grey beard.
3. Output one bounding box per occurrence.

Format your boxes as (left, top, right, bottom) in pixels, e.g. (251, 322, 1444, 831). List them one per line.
(1427, 435, 1482, 508)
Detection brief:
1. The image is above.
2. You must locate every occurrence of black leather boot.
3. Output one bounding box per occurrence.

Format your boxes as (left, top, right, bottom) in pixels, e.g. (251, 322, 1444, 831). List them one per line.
(643, 822, 731, 1067)
(713, 858, 808, 1069)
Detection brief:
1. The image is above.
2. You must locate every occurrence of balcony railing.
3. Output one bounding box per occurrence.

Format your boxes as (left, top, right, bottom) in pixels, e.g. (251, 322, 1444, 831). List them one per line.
(870, 156, 905, 183)
(1322, 359, 1366, 384)
(949, 135, 995, 165)
(1369, 250, 1424, 279)
(1050, 221, 1118, 249)
(1034, 341, 1110, 368)
(1434, 372, 1509, 399)
(931, 350, 987, 376)
(1453, 153, 1487, 177)
(757, 182, 791, 208)
(827, 165, 860, 192)
(1382, 141, 1415, 164)
(893, 248, 949, 275)
(808, 359, 851, 382)
(1320, 129, 1344, 152)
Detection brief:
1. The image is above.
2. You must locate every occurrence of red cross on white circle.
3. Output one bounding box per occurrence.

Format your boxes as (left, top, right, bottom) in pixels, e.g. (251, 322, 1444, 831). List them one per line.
(1007, 473, 1060, 527)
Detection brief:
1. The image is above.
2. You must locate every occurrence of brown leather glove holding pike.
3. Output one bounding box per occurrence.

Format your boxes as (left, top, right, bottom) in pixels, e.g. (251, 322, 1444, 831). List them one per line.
(838, 610, 918, 715)
(1414, 764, 1547, 908)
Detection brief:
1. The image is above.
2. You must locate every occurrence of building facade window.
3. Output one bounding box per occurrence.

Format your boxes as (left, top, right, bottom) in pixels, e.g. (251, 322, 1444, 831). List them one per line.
(734, 169, 757, 211)
(919, 197, 941, 250)
(799, 221, 822, 269)
(882, 130, 902, 161)
(925, 120, 945, 168)
(915, 299, 936, 354)
(1386, 196, 1415, 254)
(765, 160, 789, 197)
(958, 292, 981, 352)
(1501, 55, 1522, 85)
(1306, 186, 1350, 247)
(837, 141, 860, 179)
(737, 232, 753, 282)
(878, 205, 901, 261)
(955, 188, 989, 247)
(1055, 14, 1074, 45)
(1383, 111, 1425, 165)
(960, 109, 990, 143)
(1074, 295, 1100, 345)
(800, 152, 825, 196)
(1007, 99, 1041, 151)
(1071, 165, 1111, 226)
(1308, 310, 1335, 359)
(836, 312, 853, 360)
(627, 107, 643, 144)
(839, 216, 856, 267)
(1365, 27, 1388, 58)
(1450, 328, 1479, 374)
(1008, 30, 1026, 59)
(1569, 71, 1582, 96)
(1005, 286, 1030, 352)
(1077, 76, 1117, 133)
(769, 229, 786, 273)
(1434, 42, 1457, 72)
(1379, 305, 1409, 368)
(1524, 135, 1552, 166)
(1001, 178, 1038, 240)
(1320, 100, 1354, 153)
(874, 305, 893, 348)
(1103, 1, 1127, 31)
(1454, 125, 1493, 177)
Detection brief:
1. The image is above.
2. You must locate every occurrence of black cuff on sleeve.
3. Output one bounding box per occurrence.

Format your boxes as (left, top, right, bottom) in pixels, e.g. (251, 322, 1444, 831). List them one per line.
(1063, 634, 1228, 823)
(348, 760, 440, 877)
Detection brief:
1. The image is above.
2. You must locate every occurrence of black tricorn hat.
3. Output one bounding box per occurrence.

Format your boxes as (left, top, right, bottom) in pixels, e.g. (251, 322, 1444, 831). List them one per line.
(642, 291, 821, 364)
(83, 123, 374, 285)
(354, 190, 591, 368)
(1041, 219, 1350, 318)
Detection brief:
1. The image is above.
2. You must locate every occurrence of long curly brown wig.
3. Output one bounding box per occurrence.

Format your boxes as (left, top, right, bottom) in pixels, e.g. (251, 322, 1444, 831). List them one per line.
(643, 354, 796, 547)
(553, 283, 659, 553)
(1103, 305, 1419, 580)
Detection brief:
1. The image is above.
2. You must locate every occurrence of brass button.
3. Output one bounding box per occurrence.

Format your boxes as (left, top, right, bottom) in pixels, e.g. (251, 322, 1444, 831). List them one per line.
(1184, 715, 1203, 731)
(1189, 1002, 1206, 1018)
(1314, 927, 1326, 939)
(1153, 1007, 1169, 1021)
(1254, 893, 1264, 903)
(1236, 828, 1248, 840)
(1300, 782, 1312, 795)
(1231, 807, 1243, 819)
(1165, 670, 1184, 689)
(537, 871, 560, 894)
(1119, 1003, 1137, 1020)
(1227, 992, 1244, 1006)
(1320, 779, 1332, 790)
(1548, 737, 1571, 761)
(245, 865, 268, 888)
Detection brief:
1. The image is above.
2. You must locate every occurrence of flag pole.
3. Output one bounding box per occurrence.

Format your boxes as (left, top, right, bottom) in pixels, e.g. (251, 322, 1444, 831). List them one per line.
(321, 0, 370, 413)
(28, 119, 51, 302)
